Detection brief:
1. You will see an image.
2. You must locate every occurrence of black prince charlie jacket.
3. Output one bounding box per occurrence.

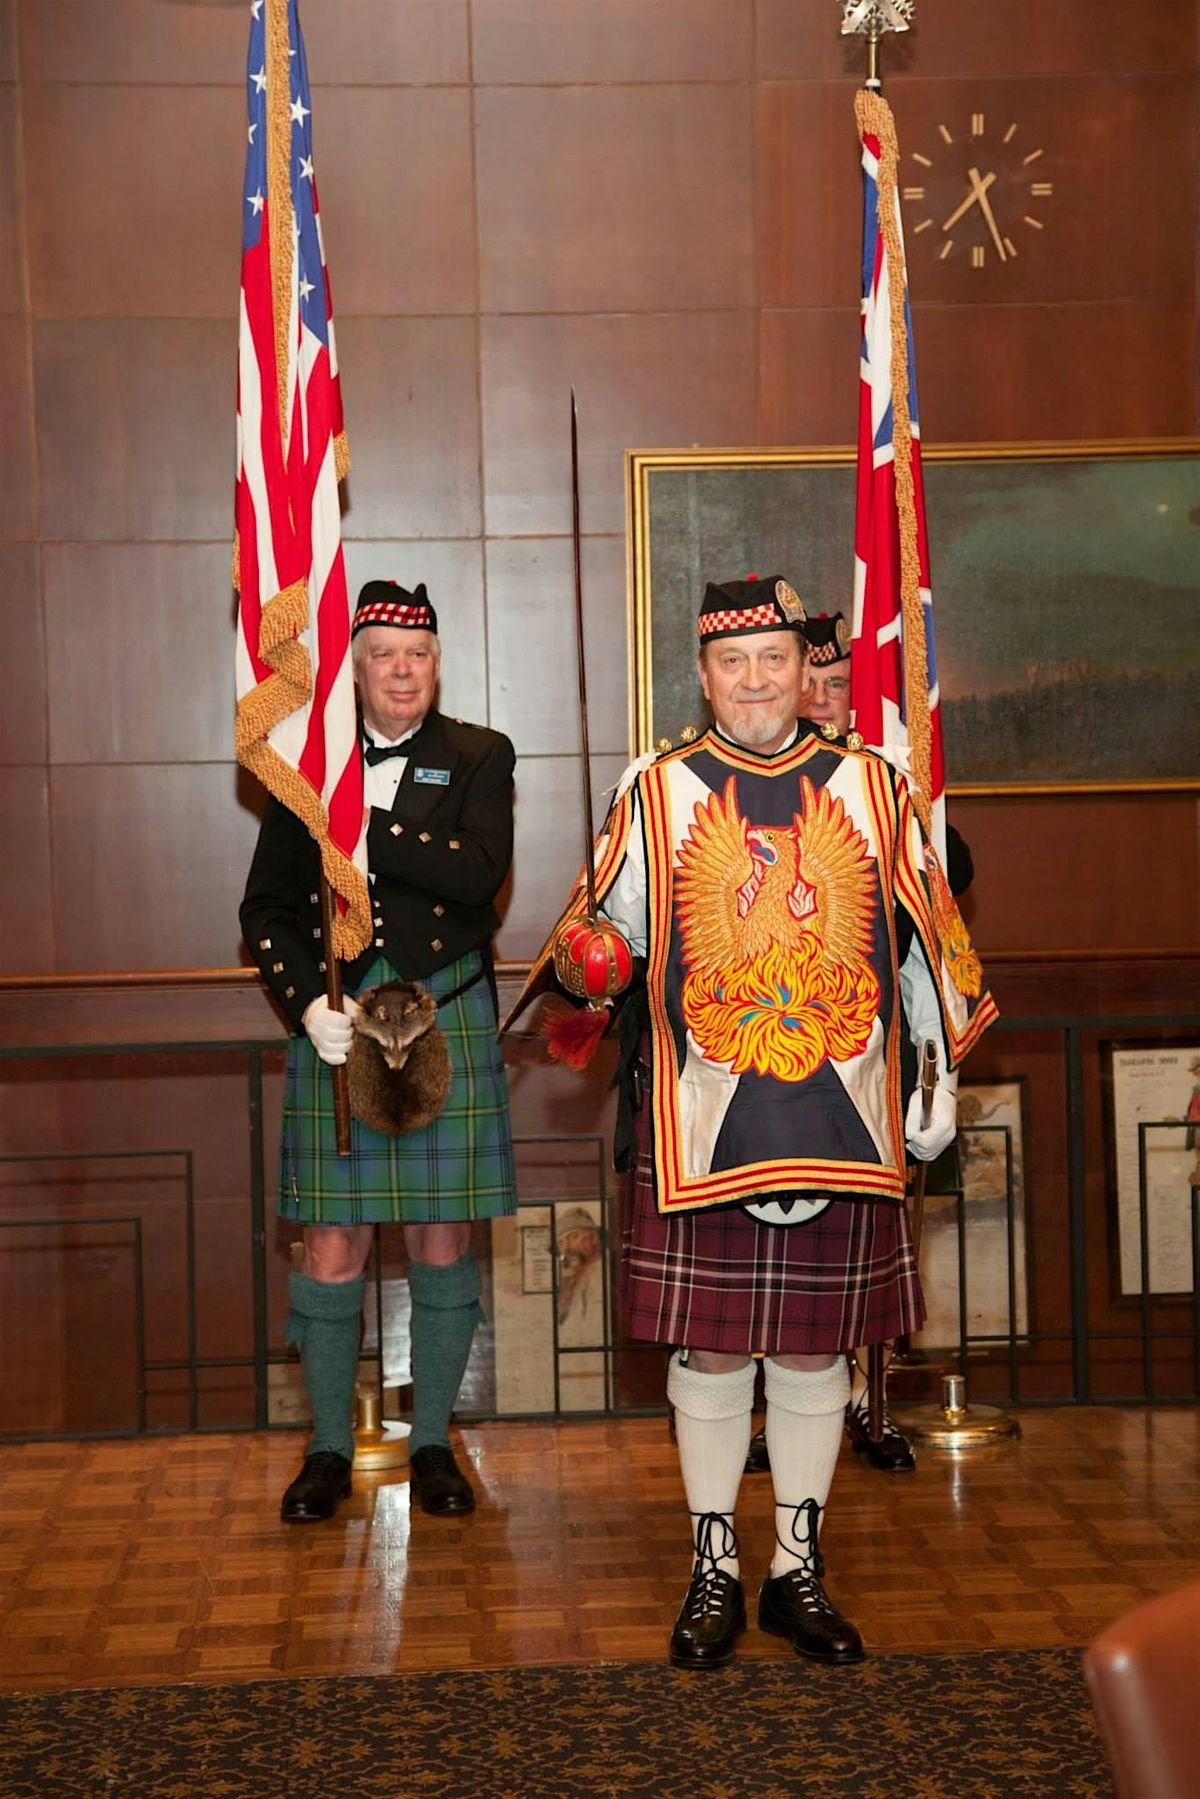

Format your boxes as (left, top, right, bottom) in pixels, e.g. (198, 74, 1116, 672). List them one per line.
(240, 711, 515, 1033)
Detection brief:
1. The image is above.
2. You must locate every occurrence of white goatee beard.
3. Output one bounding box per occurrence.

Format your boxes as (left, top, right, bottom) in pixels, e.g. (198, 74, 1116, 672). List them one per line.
(724, 704, 792, 749)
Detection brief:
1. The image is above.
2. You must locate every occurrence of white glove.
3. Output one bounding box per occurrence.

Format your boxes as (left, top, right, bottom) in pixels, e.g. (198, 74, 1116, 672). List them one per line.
(302, 994, 360, 1065)
(905, 1081, 957, 1162)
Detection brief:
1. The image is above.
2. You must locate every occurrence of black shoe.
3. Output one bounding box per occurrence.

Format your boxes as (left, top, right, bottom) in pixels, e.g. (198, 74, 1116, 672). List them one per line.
(409, 1443, 476, 1515)
(758, 1497, 864, 1663)
(759, 1568, 864, 1662)
(744, 1427, 770, 1474)
(668, 1511, 745, 1668)
(280, 1450, 352, 1523)
(669, 1564, 746, 1668)
(847, 1399, 917, 1472)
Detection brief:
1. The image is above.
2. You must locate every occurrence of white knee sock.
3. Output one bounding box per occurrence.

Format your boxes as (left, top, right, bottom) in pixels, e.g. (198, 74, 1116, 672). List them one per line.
(667, 1352, 756, 1581)
(763, 1356, 851, 1578)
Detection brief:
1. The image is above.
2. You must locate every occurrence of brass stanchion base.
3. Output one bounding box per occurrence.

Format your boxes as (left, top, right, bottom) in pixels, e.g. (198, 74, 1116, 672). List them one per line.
(353, 1383, 410, 1473)
(891, 1374, 1021, 1450)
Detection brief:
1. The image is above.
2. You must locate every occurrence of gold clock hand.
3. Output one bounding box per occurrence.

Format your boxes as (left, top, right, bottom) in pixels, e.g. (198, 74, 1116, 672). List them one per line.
(940, 168, 997, 233)
(968, 166, 1008, 262)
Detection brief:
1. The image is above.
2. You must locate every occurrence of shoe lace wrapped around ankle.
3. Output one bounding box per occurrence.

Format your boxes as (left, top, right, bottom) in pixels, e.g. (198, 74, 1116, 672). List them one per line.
(776, 1498, 839, 1614)
(685, 1511, 739, 1617)
(854, 1399, 909, 1447)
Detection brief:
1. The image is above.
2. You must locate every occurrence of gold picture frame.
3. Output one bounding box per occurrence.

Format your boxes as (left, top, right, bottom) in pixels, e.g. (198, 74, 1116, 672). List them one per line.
(625, 438, 1200, 795)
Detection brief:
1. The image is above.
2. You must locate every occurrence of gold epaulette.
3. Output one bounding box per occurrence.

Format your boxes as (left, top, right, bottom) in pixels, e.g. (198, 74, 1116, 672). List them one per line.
(655, 724, 701, 755)
(813, 721, 867, 752)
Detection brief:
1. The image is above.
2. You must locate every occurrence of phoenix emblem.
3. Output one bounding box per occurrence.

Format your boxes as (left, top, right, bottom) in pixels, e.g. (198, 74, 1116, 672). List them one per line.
(674, 776, 881, 1081)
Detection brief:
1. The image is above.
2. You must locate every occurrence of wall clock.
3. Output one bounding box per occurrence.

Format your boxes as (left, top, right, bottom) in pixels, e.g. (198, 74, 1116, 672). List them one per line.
(901, 113, 1053, 269)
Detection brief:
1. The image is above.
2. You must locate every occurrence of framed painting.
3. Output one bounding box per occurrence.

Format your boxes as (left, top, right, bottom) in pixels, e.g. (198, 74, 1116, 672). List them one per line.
(490, 1196, 611, 1415)
(626, 440, 1200, 793)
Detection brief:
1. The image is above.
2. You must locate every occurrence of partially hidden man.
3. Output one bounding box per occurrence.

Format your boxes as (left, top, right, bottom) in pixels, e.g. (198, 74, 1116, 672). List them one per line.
(790, 607, 976, 1475)
(241, 581, 517, 1523)
(511, 575, 996, 1668)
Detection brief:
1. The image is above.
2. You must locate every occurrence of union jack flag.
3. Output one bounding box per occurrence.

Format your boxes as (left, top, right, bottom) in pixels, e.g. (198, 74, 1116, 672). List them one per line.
(233, 0, 370, 959)
(850, 90, 946, 861)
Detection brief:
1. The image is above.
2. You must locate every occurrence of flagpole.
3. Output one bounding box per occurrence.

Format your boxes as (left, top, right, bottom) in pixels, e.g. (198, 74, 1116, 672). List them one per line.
(839, 0, 913, 88)
(234, 0, 363, 1156)
(320, 882, 353, 1156)
(845, 1, 935, 840)
(268, 0, 353, 1156)
(843, 0, 913, 1446)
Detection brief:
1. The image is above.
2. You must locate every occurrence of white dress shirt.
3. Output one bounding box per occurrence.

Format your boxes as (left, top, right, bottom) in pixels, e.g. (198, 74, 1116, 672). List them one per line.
(362, 721, 419, 881)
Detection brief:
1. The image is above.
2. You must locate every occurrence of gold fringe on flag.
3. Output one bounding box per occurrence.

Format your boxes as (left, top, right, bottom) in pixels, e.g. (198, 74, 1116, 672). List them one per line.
(334, 430, 350, 483)
(234, 577, 371, 962)
(854, 87, 933, 837)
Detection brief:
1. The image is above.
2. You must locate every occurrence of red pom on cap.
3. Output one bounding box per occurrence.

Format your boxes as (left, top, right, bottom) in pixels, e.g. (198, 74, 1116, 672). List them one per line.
(746, 571, 758, 581)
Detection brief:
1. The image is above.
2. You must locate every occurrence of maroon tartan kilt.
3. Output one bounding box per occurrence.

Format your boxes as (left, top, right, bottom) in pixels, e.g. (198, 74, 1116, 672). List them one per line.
(619, 1089, 926, 1356)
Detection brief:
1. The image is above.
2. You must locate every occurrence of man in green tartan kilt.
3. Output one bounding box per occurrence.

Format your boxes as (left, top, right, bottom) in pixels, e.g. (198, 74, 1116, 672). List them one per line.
(241, 581, 517, 1522)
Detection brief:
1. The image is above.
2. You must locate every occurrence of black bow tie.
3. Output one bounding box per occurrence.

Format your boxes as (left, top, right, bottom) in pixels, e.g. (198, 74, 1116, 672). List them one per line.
(363, 739, 410, 767)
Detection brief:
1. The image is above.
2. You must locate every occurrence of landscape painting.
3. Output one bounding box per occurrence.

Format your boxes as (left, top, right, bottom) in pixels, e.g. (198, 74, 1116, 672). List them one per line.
(628, 443, 1199, 792)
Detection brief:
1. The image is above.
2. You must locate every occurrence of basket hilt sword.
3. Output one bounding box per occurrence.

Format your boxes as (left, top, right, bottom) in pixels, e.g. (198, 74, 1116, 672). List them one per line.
(547, 392, 633, 1013)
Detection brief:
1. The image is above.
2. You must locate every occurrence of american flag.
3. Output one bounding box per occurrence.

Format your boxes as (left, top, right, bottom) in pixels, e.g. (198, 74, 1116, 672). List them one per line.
(850, 89, 946, 861)
(233, 0, 370, 959)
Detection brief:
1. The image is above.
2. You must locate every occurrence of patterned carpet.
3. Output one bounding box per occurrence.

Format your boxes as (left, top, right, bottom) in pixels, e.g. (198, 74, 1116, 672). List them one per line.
(0, 1651, 1112, 1798)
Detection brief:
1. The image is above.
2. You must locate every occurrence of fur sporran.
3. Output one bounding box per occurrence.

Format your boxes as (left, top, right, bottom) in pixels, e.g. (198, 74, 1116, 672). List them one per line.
(346, 980, 453, 1136)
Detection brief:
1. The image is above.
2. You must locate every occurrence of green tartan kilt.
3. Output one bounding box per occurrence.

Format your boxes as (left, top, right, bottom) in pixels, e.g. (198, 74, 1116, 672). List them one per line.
(277, 950, 517, 1226)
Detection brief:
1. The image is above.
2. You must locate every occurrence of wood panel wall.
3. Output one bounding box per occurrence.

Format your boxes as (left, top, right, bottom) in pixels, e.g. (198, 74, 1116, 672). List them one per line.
(0, 1, 1197, 1434)
(0, 0, 1195, 975)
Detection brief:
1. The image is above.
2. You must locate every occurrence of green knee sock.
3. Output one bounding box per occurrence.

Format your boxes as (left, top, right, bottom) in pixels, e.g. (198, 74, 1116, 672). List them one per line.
(284, 1270, 365, 1461)
(408, 1252, 485, 1454)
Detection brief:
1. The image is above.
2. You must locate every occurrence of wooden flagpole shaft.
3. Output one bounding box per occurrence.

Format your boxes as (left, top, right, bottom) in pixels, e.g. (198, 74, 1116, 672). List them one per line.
(319, 878, 353, 1157)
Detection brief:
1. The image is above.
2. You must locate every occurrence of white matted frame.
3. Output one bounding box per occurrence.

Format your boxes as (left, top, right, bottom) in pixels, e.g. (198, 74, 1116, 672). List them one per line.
(1105, 1042, 1200, 1300)
(910, 1078, 1030, 1354)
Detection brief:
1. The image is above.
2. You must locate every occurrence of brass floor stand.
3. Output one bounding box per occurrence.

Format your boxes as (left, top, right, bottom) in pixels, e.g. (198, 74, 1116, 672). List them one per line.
(353, 1383, 410, 1472)
(892, 1374, 1021, 1450)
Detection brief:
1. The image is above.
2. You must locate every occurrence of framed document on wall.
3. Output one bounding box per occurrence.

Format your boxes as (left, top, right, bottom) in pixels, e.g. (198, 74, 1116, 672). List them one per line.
(626, 440, 1200, 794)
(1105, 1042, 1200, 1299)
(910, 1078, 1031, 1353)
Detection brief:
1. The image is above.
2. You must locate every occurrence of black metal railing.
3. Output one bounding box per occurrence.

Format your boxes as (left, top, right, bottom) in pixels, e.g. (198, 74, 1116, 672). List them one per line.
(2, 1004, 1198, 1440)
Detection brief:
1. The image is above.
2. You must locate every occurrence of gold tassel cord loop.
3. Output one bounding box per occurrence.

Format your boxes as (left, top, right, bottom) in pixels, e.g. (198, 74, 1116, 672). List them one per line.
(854, 89, 933, 838)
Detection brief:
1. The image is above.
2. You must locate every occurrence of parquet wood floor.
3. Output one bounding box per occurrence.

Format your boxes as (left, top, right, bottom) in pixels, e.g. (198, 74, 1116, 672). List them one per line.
(1, 1407, 1197, 1692)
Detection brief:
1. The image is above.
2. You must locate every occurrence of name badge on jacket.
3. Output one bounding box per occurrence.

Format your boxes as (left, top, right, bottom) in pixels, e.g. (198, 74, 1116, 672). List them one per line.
(414, 766, 451, 786)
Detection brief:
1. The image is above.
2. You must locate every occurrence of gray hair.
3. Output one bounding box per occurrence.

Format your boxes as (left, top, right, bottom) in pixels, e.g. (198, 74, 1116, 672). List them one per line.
(352, 628, 441, 670)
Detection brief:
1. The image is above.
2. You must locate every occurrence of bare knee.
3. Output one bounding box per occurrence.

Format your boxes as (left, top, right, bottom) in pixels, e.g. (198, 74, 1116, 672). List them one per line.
(772, 1353, 838, 1373)
(303, 1224, 373, 1283)
(686, 1349, 753, 1375)
(404, 1220, 471, 1267)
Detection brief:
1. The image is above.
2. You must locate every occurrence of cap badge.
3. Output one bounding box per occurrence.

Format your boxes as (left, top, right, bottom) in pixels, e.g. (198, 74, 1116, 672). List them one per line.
(775, 580, 805, 624)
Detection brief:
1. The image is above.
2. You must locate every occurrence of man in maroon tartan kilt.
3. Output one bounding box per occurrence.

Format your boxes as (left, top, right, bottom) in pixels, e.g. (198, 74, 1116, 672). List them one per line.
(517, 574, 996, 1670)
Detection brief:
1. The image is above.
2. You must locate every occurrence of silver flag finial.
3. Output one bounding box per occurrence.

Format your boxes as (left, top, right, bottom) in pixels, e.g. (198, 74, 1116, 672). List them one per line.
(841, 0, 914, 35)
